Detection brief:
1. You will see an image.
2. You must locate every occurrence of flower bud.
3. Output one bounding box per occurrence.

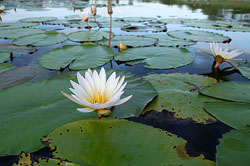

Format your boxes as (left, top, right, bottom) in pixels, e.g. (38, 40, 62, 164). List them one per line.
(118, 41, 127, 52)
(107, 0, 113, 14)
(80, 12, 90, 22)
(91, 5, 97, 16)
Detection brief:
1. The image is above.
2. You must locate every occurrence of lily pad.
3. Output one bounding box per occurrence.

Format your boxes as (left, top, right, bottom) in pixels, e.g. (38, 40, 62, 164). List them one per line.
(147, 34, 196, 47)
(121, 24, 167, 32)
(65, 15, 81, 21)
(13, 31, 67, 46)
(44, 118, 214, 166)
(68, 30, 111, 42)
(237, 64, 250, 80)
(199, 81, 250, 103)
(20, 17, 58, 23)
(0, 63, 14, 74)
(0, 22, 39, 30)
(119, 17, 156, 23)
(115, 47, 194, 69)
(159, 18, 185, 24)
(0, 45, 37, 56)
(143, 73, 218, 124)
(168, 30, 231, 43)
(38, 43, 114, 70)
(0, 28, 45, 39)
(0, 51, 10, 63)
(216, 128, 250, 166)
(204, 102, 250, 129)
(0, 69, 156, 156)
(98, 35, 157, 47)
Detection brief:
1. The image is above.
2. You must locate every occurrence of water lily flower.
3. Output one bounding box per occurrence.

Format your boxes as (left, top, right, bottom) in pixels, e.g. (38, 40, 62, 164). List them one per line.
(118, 41, 127, 52)
(80, 12, 90, 28)
(61, 68, 132, 118)
(200, 42, 243, 69)
(91, 5, 97, 17)
(0, 5, 5, 13)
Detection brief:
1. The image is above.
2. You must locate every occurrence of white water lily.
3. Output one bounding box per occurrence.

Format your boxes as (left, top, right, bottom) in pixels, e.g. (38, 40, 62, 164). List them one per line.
(200, 42, 243, 69)
(61, 68, 132, 118)
(0, 5, 5, 13)
(79, 12, 90, 29)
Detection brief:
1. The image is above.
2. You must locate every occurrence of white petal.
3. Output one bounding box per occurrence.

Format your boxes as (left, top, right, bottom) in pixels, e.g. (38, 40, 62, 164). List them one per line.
(99, 68, 106, 93)
(113, 95, 132, 106)
(93, 70, 100, 93)
(77, 107, 95, 113)
(85, 71, 95, 93)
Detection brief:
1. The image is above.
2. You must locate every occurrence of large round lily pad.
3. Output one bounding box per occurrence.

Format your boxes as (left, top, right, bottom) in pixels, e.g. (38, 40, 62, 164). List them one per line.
(168, 30, 231, 43)
(0, 51, 10, 63)
(0, 63, 14, 74)
(216, 128, 250, 166)
(13, 31, 67, 46)
(0, 45, 37, 56)
(0, 28, 45, 39)
(68, 30, 110, 42)
(20, 17, 58, 23)
(0, 69, 156, 156)
(143, 73, 218, 124)
(237, 64, 250, 80)
(98, 35, 157, 47)
(204, 102, 250, 129)
(44, 118, 214, 166)
(38, 43, 114, 70)
(0, 22, 39, 30)
(115, 47, 194, 69)
(199, 81, 250, 103)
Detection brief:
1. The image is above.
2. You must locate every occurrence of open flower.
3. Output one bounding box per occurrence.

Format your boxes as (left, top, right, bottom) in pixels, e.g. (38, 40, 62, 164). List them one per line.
(200, 42, 243, 69)
(0, 5, 5, 13)
(61, 68, 132, 118)
(80, 12, 90, 28)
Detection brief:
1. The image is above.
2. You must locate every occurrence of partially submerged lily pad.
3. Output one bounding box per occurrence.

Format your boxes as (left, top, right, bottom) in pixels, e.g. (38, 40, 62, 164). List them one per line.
(0, 63, 14, 74)
(0, 69, 156, 156)
(44, 118, 214, 166)
(0, 45, 37, 56)
(118, 17, 156, 23)
(38, 43, 114, 70)
(115, 47, 194, 69)
(237, 64, 250, 80)
(68, 30, 111, 42)
(204, 102, 250, 129)
(0, 28, 45, 39)
(0, 51, 10, 63)
(168, 30, 231, 43)
(121, 24, 167, 32)
(216, 128, 250, 166)
(20, 17, 58, 23)
(98, 35, 157, 47)
(143, 73, 218, 124)
(0, 22, 39, 30)
(13, 31, 67, 46)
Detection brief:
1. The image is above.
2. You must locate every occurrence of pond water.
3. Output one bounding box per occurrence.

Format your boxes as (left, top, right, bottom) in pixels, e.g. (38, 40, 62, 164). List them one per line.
(0, 0, 250, 165)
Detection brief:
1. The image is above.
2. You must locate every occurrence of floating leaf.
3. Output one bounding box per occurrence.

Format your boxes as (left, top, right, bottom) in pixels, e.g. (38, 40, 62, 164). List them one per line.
(204, 102, 250, 129)
(143, 73, 218, 124)
(45, 118, 214, 166)
(13, 152, 32, 166)
(0, 69, 156, 156)
(119, 17, 156, 23)
(0, 45, 37, 57)
(147, 34, 196, 47)
(38, 43, 114, 70)
(216, 128, 250, 166)
(0, 22, 39, 30)
(159, 18, 185, 24)
(121, 24, 167, 32)
(0, 51, 10, 63)
(237, 64, 250, 80)
(65, 15, 81, 21)
(168, 30, 231, 43)
(99, 35, 157, 47)
(0, 28, 45, 39)
(199, 81, 250, 103)
(68, 30, 111, 42)
(20, 17, 58, 23)
(0, 63, 14, 74)
(13, 31, 67, 46)
(115, 47, 194, 69)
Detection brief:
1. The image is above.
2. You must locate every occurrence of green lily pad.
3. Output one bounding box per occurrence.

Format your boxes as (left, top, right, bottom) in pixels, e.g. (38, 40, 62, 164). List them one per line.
(204, 102, 250, 129)
(68, 30, 111, 42)
(65, 15, 81, 21)
(44, 118, 214, 166)
(38, 43, 114, 70)
(199, 81, 250, 103)
(115, 47, 194, 69)
(237, 64, 250, 80)
(0, 22, 39, 30)
(12, 152, 32, 166)
(13, 31, 67, 46)
(97, 20, 130, 28)
(121, 24, 167, 32)
(216, 128, 250, 166)
(119, 17, 156, 23)
(168, 30, 231, 43)
(20, 17, 58, 23)
(0, 63, 14, 74)
(159, 18, 185, 24)
(143, 73, 218, 124)
(99, 35, 157, 47)
(0, 69, 156, 156)
(147, 34, 196, 47)
(0, 45, 37, 56)
(0, 51, 10, 63)
(0, 28, 45, 39)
